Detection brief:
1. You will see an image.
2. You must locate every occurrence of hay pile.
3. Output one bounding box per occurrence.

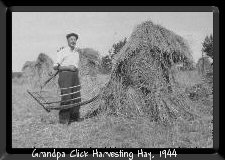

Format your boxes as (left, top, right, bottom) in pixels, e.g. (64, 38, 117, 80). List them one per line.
(77, 48, 110, 116)
(95, 20, 203, 125)
(78, 48, 102, 97)
(22, 53, 56, 88)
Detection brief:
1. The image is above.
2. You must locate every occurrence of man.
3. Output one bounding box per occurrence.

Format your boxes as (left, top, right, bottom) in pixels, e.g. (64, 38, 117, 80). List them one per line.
(53, 33, 82, 124)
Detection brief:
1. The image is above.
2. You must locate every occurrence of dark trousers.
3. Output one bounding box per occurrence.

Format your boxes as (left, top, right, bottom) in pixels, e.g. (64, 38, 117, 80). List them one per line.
(58, 70, 81, 124)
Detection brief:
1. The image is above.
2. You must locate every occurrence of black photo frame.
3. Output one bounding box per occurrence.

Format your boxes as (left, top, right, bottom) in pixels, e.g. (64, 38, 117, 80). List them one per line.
(1, 5, 222, 160)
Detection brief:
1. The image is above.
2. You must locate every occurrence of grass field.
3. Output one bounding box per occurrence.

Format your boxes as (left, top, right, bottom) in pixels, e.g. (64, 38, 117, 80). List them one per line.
(12, 70, 213, 148)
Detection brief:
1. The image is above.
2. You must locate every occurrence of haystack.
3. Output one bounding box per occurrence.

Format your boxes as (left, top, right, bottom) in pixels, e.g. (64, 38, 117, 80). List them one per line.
(76, 48, 108, 115)
(22, 53, 55, 88)
(94, 20, 200, 125)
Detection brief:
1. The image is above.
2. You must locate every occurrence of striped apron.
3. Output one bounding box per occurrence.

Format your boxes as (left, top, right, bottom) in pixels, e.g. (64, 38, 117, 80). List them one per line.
(58, 69, 81, 124)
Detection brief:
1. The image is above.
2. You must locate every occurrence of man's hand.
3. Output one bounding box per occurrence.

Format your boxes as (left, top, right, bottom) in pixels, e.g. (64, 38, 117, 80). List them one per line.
(53, 63, 60, 71)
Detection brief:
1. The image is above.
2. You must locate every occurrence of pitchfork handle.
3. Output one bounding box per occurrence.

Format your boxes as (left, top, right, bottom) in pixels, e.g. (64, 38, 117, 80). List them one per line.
(40, 70, 59, 89)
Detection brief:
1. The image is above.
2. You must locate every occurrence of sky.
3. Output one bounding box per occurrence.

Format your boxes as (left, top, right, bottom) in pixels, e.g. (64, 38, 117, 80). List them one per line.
(12, 12, 213, 72)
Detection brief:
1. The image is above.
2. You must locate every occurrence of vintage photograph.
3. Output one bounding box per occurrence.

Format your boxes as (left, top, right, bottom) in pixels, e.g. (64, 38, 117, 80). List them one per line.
(12, 12, 213, 148)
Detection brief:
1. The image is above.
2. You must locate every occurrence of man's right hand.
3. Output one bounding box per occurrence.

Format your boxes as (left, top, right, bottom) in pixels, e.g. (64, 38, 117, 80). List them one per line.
(53, 63, 60, 71)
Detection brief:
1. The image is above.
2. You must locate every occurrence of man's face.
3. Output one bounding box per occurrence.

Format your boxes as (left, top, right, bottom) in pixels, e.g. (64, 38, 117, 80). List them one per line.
(67, 36, 77, 49)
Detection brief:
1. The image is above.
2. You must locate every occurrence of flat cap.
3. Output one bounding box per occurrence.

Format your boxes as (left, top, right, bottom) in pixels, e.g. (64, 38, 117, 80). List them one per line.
(66, 33, 79, 40)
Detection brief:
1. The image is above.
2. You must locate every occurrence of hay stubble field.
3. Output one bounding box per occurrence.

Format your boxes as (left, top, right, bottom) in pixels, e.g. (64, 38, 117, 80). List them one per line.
(12, 69, 213, 148)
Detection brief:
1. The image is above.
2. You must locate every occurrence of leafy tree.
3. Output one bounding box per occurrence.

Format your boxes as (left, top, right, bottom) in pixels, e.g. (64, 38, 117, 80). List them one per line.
(101, 55, 112, 74)
(109, 37, 127, 59)
(100, 37, 128, 74)
(202, 34, 213, 59)
(197, 56, 212, 75)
